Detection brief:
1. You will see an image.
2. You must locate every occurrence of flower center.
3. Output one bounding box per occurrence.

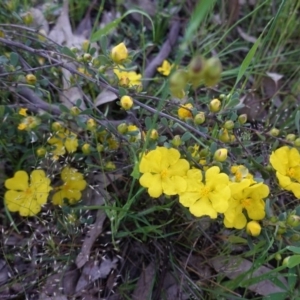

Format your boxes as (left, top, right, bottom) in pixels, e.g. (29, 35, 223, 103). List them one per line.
(24, 187, 32, 195)
(235, 171, 242, 182)
(200, 186, 210, 197)
(241, 198, 251, 207)
(287, 167, 295, 178)
(160, 169, 169, 179)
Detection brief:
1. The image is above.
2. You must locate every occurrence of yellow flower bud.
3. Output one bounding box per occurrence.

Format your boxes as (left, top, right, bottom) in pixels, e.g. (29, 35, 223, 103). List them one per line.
(105, 161, 116, 171)
(111, 42, 128, 63)
(194, 112, 205, 125)
(203, 57, 222, 87)
(70, 47, 79, 53)
(178, 103, 193, 120)
(294, 138, 300, 147)
(36, 147, 47, 157)
(117, 123, 128, 134)
(187, 55, 206, 88)
(224, 120, 234, 130)
(96, 143, 104, 152)
(218, 129, 231, 143)
(238, 114, 247, 124)
(286, 215, 300, 227)
(169, 69, 188, 98)
(120, 95, 133, 110)
(274, 253, 282, 261)
(82, 40, 90, 52)
(51, 122, 64, 132)
(70, 106, 80, 116)
(18, 123, 27, 130)
(209, 98, 221, 113)
(291, 234, 300, 242)
(213, 148, 228, 162)
(149, 129, 159, 140)
(0, 30, 5, 38)
(38, 29, 47, 42)
(172, 135, 182, 147)
(86, 118, 97, 131)
(246, 221, 261, 237)
(83, 53, 92, 62)
(26, 74, 37, 85)
(269, 128, 280, 137)
(286, 134, 296, 142)
(282, 256, 291, 267)
(22, 12, 33, 25)
(82, 143, 91, 155)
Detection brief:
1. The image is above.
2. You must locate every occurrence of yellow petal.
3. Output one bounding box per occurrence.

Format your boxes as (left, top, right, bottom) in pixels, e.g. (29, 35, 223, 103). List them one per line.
(209, 186, 230, 213)
(19, 199, 41, 216)
(52, 190, 66, 205)
(4, 191, 22, 212)
(289, 147, 300, 168)
(189, 197, 218, 218)
(5, 171, 29, 191)
(232, 212, 247, 229)
(65, 136, 78, 153)
(140, 173, 162, 198)
(162, 175, 187, 195)
(276, 172, 291, 189)
(179, 191, 200, 207)
(270, 147, 288, 175)
(288, 182, 300, 199)
(168, 159, 190, 177)
(30, 170, 46, 185)
(61, 167, 83, 182)
(67, 179, 87, 191)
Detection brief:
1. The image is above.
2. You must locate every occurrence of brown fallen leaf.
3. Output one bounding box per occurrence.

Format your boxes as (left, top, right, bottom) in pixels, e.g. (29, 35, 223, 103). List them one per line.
(132, 261, 156, 300)
(75, 257, 119, 292)
(210, 255, 288, 296)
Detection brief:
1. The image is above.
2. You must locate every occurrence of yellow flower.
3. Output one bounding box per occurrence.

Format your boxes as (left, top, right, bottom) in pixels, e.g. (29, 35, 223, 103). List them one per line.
(52, 167, 87, 205)
(157, 60, 173, 76)
(111, 42, 128, 63)
(246, 221, 262, 236)
(270, 146, 300, 198)
(48, 130, 78, 156)
(113, 66, 142, 89)
(120, 95, 133, 110)
(127, 124, 141, 142)
(19, 108, 28, 116)
(179, 167, 231, 218)
(230, 165, 256, 184)
(18, 116, 41, 131)
(139, 147, 190, 198)
(4, 170, 52, 216)
(178, 103, 193, 120)
(224, 181, 269, 229)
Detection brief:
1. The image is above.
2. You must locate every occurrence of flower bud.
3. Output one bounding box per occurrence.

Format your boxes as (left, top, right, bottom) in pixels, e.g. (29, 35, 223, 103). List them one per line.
(169, 69, 188, 99)
(172, 135, 182, 147)
(82, 40, 90, 52)
(105, 161, 116, 171)
(218, 129, 231, 143)
(269, 128, 280, 137)
(209, 98, 221, 113)
(111, 42, 128, 63)
(238, 114, 247, 124)
(117, 123, 128, 134)
(282, 256, 290, 267)
(70, 47, 78, 53)
(96, 143, 104, 152)
(22, 12, 33, 25)
(26, 74, 37, 85)
(82, 143, 91, 155)
(36, 147, 47, 157)
(70, 106, 80, 116)
(277, 221, 287, 234)
(246, 221, 261, 237)
(38, 29, 47, 42)
(120, 95, 133, 110)
(51, 122, 64, 132)
(83, 53, 92, 62)
(290, 234, 300, 242)
(178, 103, 193, 120)
(187, 55, 206, 88)
(294, 138, 300, 147)
(203, 57, 222, 87)
(286, 134, 296, 142)
(194, 112, 205, 125)
(86, 118, 97, 131)
(149, 129, 159, 140)
(275, 253, 282, 261)
(19, 108, 28, 117)
(286, 215, 300, 227)
(224, 120, 234, 130)
(214, 148, 228, 162)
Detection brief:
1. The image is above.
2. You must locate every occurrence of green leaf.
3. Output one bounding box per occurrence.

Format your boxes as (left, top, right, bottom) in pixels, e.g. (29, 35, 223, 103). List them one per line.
(91, 9, 155, 42)
(182, 0, 216, 48)
(145, 117, 152, 130)
(181, 131, 192, 142)
(286, 246, 300, 254)
(61, 46, 76, 59)
(263, 292, 288, 300)
(284, 255, 300, 268)
(10, 52, 19, 67)
(295, 111, 300, 134)
(59, 104, 70, 113)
